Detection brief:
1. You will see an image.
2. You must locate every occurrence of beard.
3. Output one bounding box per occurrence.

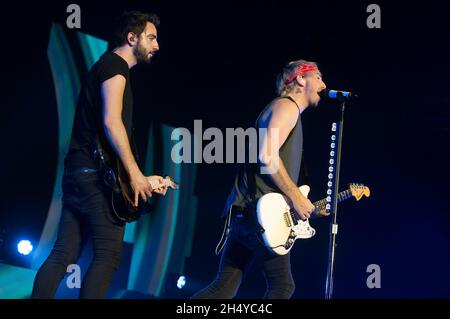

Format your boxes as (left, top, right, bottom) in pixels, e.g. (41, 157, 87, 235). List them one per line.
(134, 42, 151, 64)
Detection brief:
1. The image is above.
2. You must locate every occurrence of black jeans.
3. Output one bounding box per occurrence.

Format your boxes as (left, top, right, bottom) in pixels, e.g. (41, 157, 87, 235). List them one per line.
(191, 209, 295, 299)
(31, 167, 125, 299)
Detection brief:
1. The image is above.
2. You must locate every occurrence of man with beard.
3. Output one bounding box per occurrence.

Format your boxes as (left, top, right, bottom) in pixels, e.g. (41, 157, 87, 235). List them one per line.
(192, 60, 328, 299)
(32, 11, 166, 298)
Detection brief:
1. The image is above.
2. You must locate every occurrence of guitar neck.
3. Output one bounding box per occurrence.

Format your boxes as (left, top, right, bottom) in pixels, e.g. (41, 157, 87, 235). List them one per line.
(313, 188, 353, 211)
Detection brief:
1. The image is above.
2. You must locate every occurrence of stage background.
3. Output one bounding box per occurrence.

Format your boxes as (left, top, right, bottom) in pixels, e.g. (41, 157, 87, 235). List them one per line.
(0, 0, 449, 298)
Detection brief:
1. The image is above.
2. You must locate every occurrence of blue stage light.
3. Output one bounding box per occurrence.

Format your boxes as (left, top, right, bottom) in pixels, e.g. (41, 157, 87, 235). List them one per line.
(17, 240, 33, 256)
(177, 275, 186, 289)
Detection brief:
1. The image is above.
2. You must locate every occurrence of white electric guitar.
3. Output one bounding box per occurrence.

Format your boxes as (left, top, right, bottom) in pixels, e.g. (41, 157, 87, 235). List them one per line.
(256, 183, 370, 255)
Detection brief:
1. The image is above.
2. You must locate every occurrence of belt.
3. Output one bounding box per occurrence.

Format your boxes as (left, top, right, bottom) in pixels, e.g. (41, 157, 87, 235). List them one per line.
(79, 167, 99, 173)
(231, 206, 247, 218)
(64, 166, 99, 175)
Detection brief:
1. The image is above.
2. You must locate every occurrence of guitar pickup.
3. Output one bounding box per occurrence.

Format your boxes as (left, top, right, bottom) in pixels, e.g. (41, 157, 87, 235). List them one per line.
(283, 212, 292, 227)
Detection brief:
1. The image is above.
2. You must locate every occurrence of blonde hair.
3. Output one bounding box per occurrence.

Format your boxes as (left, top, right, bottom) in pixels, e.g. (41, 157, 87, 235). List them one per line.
(275, 59, 318, 96)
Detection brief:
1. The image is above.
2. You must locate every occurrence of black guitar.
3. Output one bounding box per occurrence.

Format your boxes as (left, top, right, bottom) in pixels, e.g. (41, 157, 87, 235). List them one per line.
(103, 158, 179, 223)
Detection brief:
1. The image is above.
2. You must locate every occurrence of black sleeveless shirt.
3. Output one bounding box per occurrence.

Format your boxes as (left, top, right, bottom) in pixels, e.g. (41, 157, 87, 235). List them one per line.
(223, 96, 304, 217)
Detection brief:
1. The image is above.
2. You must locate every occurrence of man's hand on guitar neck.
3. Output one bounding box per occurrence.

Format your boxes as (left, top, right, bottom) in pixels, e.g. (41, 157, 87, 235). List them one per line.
(315, 208, 330, 217)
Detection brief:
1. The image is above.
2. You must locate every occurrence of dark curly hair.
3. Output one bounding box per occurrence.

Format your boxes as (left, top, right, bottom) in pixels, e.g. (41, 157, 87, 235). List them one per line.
(113, 11, 160, 47)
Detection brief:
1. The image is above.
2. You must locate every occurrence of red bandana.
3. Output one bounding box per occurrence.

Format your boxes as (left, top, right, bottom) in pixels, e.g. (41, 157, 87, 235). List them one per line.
(284, 64, 318, 85)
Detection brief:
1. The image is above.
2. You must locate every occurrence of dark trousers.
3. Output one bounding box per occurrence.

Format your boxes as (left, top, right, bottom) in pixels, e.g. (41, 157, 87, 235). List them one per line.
(31, 168, 125, 299)
(191, 210, 295, 299)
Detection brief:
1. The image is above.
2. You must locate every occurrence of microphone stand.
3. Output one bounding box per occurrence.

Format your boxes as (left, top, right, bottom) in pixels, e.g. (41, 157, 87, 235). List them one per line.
(324, 97, 346, 299)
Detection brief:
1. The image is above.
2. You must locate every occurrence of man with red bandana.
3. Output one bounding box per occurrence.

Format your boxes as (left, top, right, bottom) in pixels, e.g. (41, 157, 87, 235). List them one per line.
(192, 60, 327, 299)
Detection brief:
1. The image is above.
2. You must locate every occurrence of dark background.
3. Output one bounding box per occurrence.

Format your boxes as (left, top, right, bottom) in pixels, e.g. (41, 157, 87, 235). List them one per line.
(1, 0, 449, 298)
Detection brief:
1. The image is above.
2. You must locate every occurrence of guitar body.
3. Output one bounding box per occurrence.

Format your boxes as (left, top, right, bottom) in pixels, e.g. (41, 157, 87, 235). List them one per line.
(109, 159, 151, 223)
(256, 183, 370, 255)
(103, 159, 179, 223)
(257, 185, 316, 255)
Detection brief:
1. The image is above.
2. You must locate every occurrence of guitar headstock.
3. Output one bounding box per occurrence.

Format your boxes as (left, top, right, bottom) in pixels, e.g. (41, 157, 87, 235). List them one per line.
(348, 183, 370, 201)
(149, 176, 180, 190)
(164, 176, 180, 190)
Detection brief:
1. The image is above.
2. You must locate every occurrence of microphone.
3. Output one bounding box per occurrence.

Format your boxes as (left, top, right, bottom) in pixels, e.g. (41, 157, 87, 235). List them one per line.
(320, 89, 358, 101)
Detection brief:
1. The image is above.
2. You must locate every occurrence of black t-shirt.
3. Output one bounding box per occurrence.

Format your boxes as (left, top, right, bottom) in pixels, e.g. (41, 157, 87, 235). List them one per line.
(64, 52, 134, 169)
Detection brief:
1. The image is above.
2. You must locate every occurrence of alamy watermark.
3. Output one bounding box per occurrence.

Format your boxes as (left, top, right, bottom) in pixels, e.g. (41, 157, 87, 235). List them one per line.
(170, 120, 280, 174)
(66, 4, 81, 29)
(366, 4, 381, 29)
(366, 264, 381, 289)
(66, 264, 81, 289)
